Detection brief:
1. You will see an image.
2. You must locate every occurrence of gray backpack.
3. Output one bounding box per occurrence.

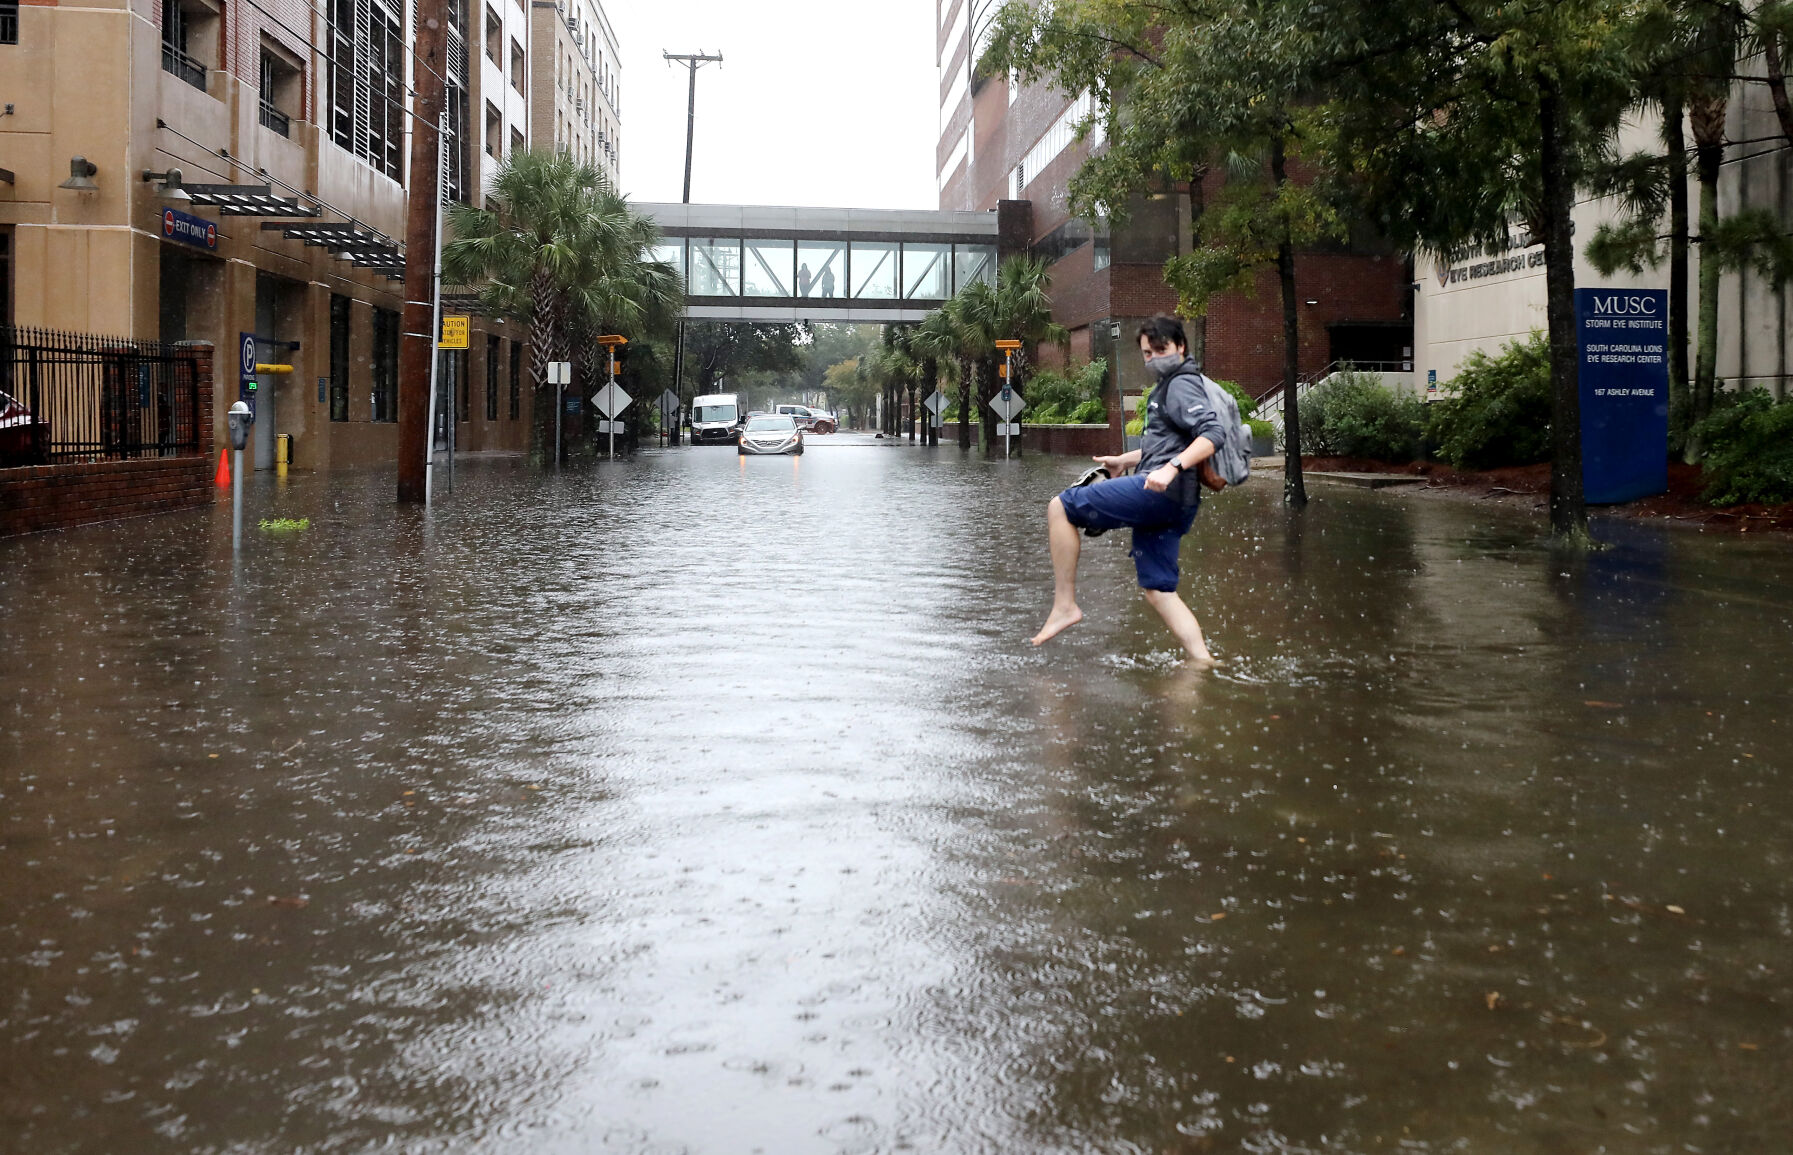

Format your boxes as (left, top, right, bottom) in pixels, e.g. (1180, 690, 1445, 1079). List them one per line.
(1195, 373, 1252, 488)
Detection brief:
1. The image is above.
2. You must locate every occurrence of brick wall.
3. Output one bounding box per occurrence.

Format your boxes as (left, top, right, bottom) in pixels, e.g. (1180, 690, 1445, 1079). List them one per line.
(1022, 422, 1121, 457)
(0, 344, 216, 537)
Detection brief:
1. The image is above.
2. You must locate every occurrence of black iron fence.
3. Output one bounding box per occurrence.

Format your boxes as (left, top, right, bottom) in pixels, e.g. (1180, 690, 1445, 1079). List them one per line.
(0, 327, 204, 468)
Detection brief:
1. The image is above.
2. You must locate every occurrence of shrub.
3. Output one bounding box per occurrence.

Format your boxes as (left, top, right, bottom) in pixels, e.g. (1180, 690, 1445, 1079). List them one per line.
(1026, 359, 1109, 424)
(1302, 369, 1426, 461)
(1426, 334, 1552, 469)
(1693, 389, 1793, 505)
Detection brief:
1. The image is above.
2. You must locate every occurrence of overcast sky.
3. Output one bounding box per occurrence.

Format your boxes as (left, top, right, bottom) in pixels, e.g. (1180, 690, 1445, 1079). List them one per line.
(607, 0, 939, 210)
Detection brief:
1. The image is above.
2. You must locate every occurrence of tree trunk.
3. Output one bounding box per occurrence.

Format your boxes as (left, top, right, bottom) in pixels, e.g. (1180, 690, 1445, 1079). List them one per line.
(1765, 34, 1793, 146)
(978, 358, 998, 452)
(1690, 86, 1726, 450)
(907, 382, 917, 442)
(957, 356, 972, 449)
(1665, 86, 1691, 443)
(1540, 79, 1588, 541)
(1270, 135, 1307, 508)
(922, 357, 938, 445)
(1189, 174, 1208, 364)
(529, 267, 560, 467)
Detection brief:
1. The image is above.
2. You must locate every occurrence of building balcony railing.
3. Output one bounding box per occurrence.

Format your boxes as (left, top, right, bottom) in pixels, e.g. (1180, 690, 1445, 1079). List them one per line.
(259, 99, 291, 137)
(162, 42, 208, 90)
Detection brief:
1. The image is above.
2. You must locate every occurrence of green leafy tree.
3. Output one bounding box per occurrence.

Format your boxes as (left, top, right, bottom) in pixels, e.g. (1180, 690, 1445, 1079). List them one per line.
(681, 322, 807, 398)
(987, 0, 1337, 505)
(444, 148, 681, 463)
(1324, 0, 1646, 541)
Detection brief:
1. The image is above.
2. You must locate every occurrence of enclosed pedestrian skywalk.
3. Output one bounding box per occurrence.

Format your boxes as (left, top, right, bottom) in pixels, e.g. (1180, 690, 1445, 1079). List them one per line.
(638, 203, 1001, 324)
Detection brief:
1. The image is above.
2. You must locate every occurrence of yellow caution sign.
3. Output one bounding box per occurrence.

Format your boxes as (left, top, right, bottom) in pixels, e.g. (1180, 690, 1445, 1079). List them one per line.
(440, 316, 470, 350)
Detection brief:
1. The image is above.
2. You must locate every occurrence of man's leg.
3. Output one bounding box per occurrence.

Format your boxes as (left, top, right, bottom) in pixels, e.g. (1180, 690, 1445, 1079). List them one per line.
(1141, 588, 1216, 665)
(1031, 496, 1084, 645)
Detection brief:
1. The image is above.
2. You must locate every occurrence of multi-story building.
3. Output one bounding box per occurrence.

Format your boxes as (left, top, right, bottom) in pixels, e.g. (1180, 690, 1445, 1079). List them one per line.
(935, 0, 1412, 413)
(0, 0, 620, 475)
(531, 0, 621, 186)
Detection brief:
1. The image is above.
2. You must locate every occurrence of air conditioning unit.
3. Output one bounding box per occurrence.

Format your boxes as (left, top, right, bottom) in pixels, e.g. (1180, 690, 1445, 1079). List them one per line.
(566, 15, 578, 32)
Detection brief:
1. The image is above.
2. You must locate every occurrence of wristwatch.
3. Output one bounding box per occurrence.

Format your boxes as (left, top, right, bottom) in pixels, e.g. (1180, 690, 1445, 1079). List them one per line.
(1167, 459, 1184, 472)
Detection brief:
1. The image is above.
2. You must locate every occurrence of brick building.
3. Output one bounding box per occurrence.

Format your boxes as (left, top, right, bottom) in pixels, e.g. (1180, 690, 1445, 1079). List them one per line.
(935, 0, 1412, 410)
(0, 0, 622, 476)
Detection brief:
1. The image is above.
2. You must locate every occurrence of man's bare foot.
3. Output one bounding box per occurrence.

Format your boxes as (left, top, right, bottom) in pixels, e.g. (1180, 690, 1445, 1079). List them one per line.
(1031, 605, 1083, 646)
(1183, 651, 1221, 668)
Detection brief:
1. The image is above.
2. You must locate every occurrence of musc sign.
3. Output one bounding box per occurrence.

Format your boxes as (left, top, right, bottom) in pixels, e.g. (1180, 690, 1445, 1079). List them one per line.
(1577, 288, 1669, 504)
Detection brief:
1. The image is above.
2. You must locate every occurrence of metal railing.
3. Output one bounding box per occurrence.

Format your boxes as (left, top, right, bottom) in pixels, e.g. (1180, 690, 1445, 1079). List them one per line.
(1254, 359, 1416, 434)
(0, 327, 203, 468)
(259, 99, 290, 137)
(162, 42, 207, 90)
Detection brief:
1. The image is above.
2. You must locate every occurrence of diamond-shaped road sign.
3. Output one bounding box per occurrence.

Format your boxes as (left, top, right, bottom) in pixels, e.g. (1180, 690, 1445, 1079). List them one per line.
(658, 389, 680, 418)
(988, 387, 1025, 421)
(924, 389, 949, 416)
(594, 383, 633, 419)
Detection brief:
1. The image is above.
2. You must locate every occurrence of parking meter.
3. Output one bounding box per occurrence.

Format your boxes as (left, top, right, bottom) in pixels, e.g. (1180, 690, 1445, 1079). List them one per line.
(227, 401, 251, 451)
(227, 401, 250, 550)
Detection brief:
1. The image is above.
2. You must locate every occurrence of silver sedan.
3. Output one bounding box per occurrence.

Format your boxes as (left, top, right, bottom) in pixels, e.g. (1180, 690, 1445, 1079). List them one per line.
(737, 414, 805, 456)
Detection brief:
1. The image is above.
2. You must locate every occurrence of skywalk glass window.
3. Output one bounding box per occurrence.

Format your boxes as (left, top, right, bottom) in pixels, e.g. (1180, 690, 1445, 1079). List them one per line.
(650, 240, 685, 280)
(744, 240, 795, 298)
(954, 244, 995, 293)
(903, 243, 950, 300)
(690, 239, 741, 296)
(797, 242, 844, 299)
(851, 241, 898, 300)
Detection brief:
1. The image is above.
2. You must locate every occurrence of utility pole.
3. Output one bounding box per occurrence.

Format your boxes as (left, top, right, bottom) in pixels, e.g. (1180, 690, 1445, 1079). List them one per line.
(398, 0, 450, 503)
(664, 50, 721, 446)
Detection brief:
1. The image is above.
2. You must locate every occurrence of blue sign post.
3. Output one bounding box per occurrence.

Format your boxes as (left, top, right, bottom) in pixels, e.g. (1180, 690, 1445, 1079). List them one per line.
(1577, 288, 1669, 504)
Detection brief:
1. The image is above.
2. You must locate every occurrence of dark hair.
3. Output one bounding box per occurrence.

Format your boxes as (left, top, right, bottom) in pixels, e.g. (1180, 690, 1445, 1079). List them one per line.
(1137, 314, 1187, 352)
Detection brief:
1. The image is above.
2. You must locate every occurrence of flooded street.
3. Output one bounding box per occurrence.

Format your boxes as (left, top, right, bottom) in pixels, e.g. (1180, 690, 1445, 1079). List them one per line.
(4, 441, 1791, 1153)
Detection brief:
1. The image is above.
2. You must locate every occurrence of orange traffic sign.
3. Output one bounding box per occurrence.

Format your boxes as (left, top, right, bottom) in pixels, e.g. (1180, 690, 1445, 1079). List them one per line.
(596, 334, 629, 346)
(994, 339, 1023, 350)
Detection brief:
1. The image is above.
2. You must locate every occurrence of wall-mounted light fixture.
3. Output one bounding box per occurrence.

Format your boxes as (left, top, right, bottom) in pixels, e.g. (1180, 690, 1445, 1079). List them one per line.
(142, 168, 192, 202)
(1304, 298, 1319, 307)
(58, 156, 99, 192)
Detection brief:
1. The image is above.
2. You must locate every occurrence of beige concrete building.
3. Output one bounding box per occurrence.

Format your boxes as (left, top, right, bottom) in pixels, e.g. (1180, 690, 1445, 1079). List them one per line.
(0, 0, 548, 474)
(531, 0, 621, 184)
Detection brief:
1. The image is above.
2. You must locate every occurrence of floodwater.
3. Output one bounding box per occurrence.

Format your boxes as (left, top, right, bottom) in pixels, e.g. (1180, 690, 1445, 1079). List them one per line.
(3, 439, 1791, 1154)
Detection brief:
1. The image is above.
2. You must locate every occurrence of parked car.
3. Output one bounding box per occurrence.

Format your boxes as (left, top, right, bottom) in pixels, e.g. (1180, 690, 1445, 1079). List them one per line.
(690, 393, 744, 445)
(0, 390, 41, 465)
(737, 413, 804, 456)
(775, 404, 837, 434)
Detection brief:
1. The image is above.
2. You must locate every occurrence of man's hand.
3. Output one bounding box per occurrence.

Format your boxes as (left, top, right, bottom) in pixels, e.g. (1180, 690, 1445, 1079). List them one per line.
(1144, 463, 1180, 493)
(1091, 453, 1134, 475)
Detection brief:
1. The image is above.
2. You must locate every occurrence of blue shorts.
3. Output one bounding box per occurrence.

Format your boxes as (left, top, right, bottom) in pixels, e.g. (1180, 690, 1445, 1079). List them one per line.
(1057, 474, 1199, 592)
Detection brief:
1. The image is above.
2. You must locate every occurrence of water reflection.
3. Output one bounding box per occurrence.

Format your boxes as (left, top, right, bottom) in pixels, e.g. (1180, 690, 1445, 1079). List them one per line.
(2, 449, 1790, 1152)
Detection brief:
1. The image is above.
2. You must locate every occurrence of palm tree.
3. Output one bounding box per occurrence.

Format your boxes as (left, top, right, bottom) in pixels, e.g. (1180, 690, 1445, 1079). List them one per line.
(909, 309, 958, 446)
(987, 255, 1069, 452)
(443, 148, 683, 463)
(943, 285, 994, 449)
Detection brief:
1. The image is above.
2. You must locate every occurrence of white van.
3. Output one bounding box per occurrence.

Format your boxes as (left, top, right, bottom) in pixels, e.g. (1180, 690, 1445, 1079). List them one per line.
(690, 393, 743, 445)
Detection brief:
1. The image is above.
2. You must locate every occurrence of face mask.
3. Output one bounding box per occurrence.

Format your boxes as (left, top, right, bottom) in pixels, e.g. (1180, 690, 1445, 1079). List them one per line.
(1146, 353, 1183, 378)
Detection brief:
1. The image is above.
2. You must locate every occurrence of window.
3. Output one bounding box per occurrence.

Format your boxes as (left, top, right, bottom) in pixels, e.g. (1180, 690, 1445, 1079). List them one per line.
(689, 238, 740, 296)
(651, 240, 685, 279)
(161, 0, 217, 91)
(510, 38, 525, 93)
(328, 294, 350, 421)
(485, 101, 502, 158)
(486, 334, 499, 420)
(797, 242, 844, 299)
(329, 0, 404, 179)
(508, 340, 521, 420)
(484, 5, 501, 64)
(371, 306, 398, 422)
(457, 351, 470, 422)
(510, 127, 525, 157)
(954, 244, 995, 293)
(903, 243, 950, 300)
(1, 0, 18, 44)
(743, 240, 794, 298)
(259, 42, 301, 137)
(444, 0, 471, 201)
(850, 241, 897, 300)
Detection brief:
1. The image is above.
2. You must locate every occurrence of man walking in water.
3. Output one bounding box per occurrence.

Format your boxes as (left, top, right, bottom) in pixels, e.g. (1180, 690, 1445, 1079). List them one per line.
(1031, 315, 1223, 664)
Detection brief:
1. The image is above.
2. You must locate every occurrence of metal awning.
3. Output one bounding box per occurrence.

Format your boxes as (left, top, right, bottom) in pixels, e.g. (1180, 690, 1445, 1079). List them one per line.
(261, 221, 405, 280)
(185, 184, 320, 217)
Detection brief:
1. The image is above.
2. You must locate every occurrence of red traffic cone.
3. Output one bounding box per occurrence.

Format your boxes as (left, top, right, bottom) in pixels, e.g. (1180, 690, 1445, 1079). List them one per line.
(215, 448, 231, 489)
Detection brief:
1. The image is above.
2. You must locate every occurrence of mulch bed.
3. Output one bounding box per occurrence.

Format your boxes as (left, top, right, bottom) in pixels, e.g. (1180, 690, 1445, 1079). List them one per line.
(1301, 457, 1793, 534)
